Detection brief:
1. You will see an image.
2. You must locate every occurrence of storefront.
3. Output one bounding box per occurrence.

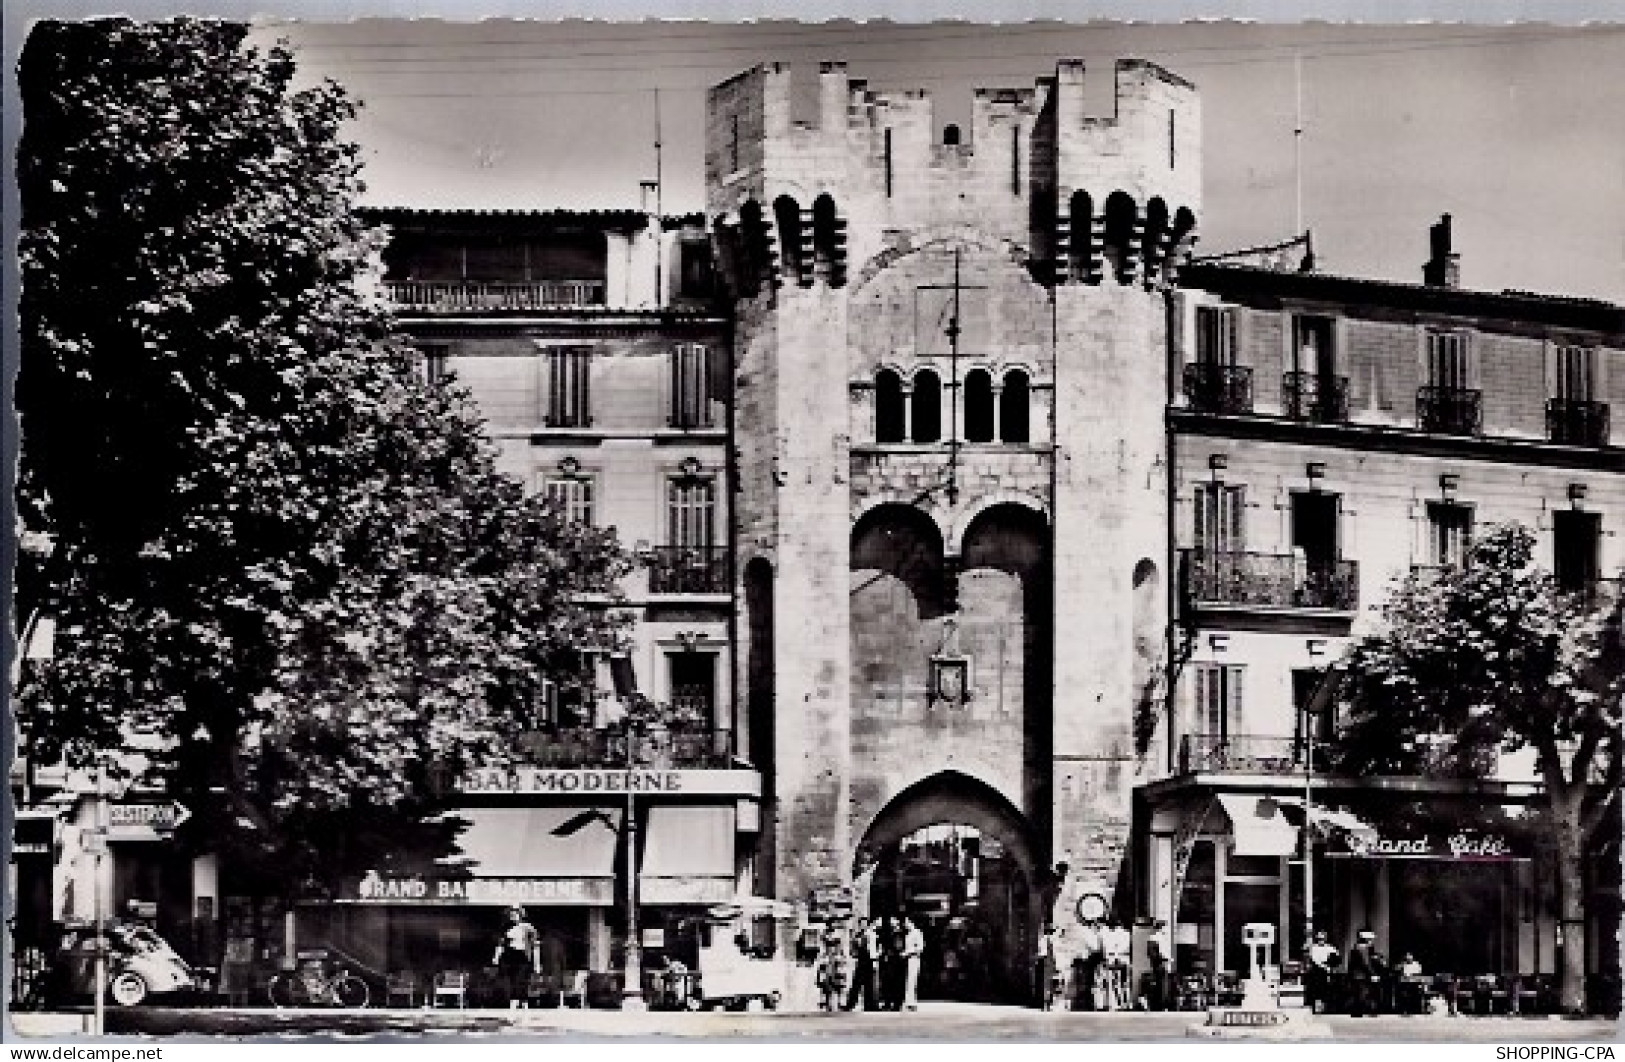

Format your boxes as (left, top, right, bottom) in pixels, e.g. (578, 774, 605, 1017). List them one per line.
(1144, 781, 1540, 982)
(293, 793, 753, 1004)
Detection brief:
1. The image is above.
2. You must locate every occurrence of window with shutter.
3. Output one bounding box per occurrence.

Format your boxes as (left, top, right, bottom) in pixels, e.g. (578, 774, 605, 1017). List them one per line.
(1426, 501, 1473, 566)
(1554, 345, 1596, 402)
(1196, 306, 1237, 367)
(546, 347, 592, 428)
(1194, 484, 1246, 553)
(670, 344, 714, 429)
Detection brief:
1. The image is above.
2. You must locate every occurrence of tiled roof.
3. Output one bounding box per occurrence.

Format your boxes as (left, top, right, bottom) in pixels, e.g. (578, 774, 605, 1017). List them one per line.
(1181, 262, 1625, 334)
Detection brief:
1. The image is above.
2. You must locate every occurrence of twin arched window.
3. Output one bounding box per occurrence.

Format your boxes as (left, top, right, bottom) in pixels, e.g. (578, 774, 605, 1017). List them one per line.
(874, 366, 1030, 444)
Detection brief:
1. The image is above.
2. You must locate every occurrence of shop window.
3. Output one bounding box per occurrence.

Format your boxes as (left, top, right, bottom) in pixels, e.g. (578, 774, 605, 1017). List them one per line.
(912, 369, 942, 443)
(1000, 369, 1030, 443)
(542, 476, 595, 526)
(1193, 483, 1246, 554)
(545, 346, 592, 428)
(875, 369, 906, 443)
(963, 369, 994, 442)
(1554, 510, 1602, 595)
(1426, 501, 1473, 567)
(669, 344, 714, 429)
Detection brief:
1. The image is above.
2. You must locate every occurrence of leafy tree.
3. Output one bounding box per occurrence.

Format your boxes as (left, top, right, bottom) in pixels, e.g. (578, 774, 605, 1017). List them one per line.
(1331, 523, 1621, 1013)
(16, 18, 630, 894)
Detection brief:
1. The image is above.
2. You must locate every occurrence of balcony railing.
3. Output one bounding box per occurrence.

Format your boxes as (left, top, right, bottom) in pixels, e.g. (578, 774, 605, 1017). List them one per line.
(383, 279, 607, 311)
(1183, 363, 1254, 415)
(1547, 398, 1611, 447)
(514, 726, 734, 769)
(1282, 371, 1350, 424)
(1417, 386, 1483, 435)
(1182, 550, 1359, 611)
(1179, 733, 1323, 775)
(646, 546, 728, 595)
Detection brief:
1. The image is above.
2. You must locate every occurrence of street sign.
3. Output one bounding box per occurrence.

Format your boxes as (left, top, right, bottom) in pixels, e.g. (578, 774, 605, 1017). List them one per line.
(808, 885, 854, 922)
(107, 801, 190, 834)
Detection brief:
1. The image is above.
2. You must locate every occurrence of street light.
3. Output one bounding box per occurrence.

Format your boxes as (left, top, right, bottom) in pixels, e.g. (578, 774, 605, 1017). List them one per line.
(552, 723, 648, 1011)
(1299, 664, 1346, 954)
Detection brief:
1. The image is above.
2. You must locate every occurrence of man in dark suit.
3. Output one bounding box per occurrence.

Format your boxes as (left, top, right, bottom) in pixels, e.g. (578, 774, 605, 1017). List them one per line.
(1347, 930, 1385, 1017)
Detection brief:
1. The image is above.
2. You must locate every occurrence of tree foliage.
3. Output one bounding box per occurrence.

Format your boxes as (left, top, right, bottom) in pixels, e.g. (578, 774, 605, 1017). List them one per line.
(1331, 522, 1621, 1010)
(17, 18, 630, 888)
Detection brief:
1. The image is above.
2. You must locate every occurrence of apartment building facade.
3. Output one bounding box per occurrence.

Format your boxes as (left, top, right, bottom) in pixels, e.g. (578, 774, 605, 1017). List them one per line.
(1146, 221, 1624, 1000)
(315, 207, 764, 987)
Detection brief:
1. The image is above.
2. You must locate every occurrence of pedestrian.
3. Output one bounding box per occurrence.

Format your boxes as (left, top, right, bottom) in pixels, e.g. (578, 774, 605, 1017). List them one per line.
(846, 917, 875, 1011)
(1347, 929, 1382, 1017)
(816, 925, 849, 1012)
(492, 905, 538, 1009)
(879, 917, 902, 1010)
(1145, 919, 1171, 1011)
(1076, 917, 1104, 1011)
(901, 917, 925, 1011)
(1102, 920, 1132, 1011)
(1034, 928, 1056, 1011)
(1305, 930, 1339, 1015)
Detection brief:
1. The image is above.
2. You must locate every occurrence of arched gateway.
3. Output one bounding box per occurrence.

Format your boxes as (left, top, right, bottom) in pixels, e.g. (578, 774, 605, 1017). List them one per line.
(853, 771, 1042, 1005)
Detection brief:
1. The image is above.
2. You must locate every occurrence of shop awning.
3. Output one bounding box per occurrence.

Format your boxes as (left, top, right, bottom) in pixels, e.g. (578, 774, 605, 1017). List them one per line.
(640, 804, 736, 905)
(1271, 796, 1379, 841)
(442, 806, 621, 880)
(1215, 793, 1299, 858)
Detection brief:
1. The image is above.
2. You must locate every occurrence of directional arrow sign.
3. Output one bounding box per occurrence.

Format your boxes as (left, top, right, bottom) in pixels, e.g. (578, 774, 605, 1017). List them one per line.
(108, 801, 191, 833)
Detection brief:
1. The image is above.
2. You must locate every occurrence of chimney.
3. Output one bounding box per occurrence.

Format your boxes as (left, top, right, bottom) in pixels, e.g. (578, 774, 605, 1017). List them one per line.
(1423, 213, 1460, 288)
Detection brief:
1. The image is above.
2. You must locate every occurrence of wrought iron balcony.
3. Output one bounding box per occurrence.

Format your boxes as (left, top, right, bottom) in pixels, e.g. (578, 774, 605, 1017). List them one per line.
(1282, 371, 1350, 424)
(383, 279, 607, 311)
(1547, 398, 1611, 447)
(1183, 363, 1254, 415)
(1182, 549, 1359, 611)
(513, 726, 735, 769)
(1179, 733, 1322, 775)
(1417, 386, 1482, 435)
(646, 546, 728, 595)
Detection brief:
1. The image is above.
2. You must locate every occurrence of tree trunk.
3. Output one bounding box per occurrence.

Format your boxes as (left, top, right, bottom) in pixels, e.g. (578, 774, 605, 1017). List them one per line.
(1554, 808, 1589, 1014)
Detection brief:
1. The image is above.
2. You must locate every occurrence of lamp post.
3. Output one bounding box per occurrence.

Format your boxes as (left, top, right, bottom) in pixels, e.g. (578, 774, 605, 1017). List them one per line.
(91, 762, 109, 1037)
(621, 722, 647, 1012)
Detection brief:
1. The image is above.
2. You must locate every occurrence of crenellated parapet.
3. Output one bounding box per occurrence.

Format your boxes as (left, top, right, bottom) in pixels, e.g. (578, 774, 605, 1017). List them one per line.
(706, 58, 1199, 299)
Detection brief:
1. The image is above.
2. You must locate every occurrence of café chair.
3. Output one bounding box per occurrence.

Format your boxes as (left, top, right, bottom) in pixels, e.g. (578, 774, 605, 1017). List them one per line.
(527, 971, 565, 1008)
(432, 970, 469, 1009)
(385, 971, 419, 1008)
(562, 970, 588, 1009)
(1477, 974, 1511, 1015)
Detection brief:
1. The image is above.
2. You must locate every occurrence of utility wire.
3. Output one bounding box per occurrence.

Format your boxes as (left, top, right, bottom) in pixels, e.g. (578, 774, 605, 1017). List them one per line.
(307, 28, 1622, 100)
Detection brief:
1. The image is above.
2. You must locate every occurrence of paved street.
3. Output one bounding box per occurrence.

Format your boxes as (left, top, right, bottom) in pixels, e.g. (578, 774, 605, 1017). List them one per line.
(11, 1004, 1621, 1042)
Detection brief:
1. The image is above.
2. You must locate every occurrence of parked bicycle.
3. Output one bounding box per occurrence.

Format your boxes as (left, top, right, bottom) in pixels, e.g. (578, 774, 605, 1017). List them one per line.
(268, 952, 371, 1009)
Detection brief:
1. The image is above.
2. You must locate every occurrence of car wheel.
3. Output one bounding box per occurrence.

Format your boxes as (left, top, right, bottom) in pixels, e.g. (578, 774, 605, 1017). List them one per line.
(110, 972, 149, 1007)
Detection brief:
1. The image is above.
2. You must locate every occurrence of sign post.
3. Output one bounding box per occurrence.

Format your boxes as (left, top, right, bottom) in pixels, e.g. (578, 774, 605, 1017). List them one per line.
(91, 765, 109, 1037)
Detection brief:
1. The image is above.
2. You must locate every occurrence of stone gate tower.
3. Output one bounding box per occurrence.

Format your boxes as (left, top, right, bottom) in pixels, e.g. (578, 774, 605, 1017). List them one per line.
(709, 58, 1199, 951)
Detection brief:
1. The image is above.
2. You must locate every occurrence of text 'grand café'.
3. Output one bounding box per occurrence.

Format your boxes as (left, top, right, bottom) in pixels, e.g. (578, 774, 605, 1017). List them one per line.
(14, 56, 1622, 1009)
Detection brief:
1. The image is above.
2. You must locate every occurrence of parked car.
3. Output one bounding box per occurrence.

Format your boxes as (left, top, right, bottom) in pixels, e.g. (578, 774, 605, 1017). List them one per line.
(51, 922, 206, 1007)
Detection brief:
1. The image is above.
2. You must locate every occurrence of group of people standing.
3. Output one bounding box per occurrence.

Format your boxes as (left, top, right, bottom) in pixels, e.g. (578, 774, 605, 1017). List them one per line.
(1307, 928, 1427, 1016)
(816, 916, 925, 1012)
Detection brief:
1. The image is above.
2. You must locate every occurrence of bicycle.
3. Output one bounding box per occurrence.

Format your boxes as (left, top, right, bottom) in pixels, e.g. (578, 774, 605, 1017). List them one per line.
(268, 961, 371, 1009)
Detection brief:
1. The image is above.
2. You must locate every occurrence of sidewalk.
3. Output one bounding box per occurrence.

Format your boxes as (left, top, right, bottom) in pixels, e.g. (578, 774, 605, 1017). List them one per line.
(8, 1002, 1620, 1042)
